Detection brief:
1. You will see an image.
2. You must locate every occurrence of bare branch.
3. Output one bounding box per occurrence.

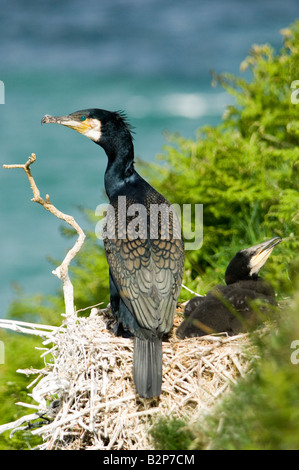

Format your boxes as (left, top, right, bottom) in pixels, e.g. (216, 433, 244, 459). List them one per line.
(181, 283, 204, 297)
(3, 153, 86, 318)
(0, 412, 46, 436)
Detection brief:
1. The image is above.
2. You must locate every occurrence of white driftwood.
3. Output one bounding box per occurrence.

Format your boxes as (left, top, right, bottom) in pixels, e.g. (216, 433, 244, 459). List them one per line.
(181, 283, 204, 297)
(0, 318, 59, 339)
(3, 154, 86, 318)
(0, 412, 46, 435)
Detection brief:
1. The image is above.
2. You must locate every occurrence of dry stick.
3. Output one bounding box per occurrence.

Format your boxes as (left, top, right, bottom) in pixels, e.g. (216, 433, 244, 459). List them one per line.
(31, 394, 137, 436)
(3, 153, 86, 318)
(181, 283, 203, 297)
(0, 318, 58, 339)
(0, 412, 45, 435)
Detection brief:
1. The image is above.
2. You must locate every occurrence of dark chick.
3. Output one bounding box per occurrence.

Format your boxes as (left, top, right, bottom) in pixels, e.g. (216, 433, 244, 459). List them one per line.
(177, 237, 281, 338)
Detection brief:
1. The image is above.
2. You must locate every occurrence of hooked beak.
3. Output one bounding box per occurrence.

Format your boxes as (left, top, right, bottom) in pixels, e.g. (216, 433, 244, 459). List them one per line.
(41, 114, 90, 132)
(41, 113, 102, 142)
(247, 237, 282, 275)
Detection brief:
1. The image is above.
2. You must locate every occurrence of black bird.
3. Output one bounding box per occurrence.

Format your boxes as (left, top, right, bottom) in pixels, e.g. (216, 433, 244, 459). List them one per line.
(176, 237, 281, 339)
(42, 109, 185, 398)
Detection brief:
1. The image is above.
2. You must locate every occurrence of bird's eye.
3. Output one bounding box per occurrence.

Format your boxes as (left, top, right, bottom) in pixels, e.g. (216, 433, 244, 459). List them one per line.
(80, 115, 86, 121)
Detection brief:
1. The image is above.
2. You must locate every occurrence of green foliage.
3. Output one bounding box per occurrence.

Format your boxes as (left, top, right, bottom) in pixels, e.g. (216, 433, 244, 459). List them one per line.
(150, 416, 195, 450)
(0, 331, 44, 449)
(157, 288, 299, 450)
(146, 21, 299, 299)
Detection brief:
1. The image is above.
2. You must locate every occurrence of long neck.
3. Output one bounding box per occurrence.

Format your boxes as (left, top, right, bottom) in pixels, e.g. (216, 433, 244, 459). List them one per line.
(102, 138, 137, 200)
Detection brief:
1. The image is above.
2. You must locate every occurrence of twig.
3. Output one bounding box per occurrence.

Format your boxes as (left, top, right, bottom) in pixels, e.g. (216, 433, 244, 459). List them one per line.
(31, 394, 137, 436)
(15, 402, 41, 410)
(3, 153, 86, 318)
(0, 319, 58, 339)
(181, 283, 203, 297)
(0, 318, 59, 331)
(0, 412, 45, 435)
(200, 355, 237, 384)
(76, 302, 104, 314)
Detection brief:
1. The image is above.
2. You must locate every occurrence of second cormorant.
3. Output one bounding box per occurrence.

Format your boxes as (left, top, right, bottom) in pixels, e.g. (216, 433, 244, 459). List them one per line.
(42, 109, 185, 398)
(176, 237, 281, 338)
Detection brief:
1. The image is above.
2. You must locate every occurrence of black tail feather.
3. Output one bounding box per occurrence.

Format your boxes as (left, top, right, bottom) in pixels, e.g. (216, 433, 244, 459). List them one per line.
(133, 337, 162, 398)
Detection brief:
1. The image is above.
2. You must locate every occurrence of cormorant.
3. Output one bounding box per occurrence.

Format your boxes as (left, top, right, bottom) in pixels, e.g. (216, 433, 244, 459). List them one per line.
(176, 237, 281, 339)
(41, 109, 185, 398)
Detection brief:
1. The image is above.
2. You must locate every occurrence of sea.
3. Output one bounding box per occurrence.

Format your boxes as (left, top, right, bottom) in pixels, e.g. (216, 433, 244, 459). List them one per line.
(0, 0, 298, 316)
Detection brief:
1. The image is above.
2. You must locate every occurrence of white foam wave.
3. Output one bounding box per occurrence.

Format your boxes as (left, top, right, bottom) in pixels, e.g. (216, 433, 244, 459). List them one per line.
(126, 92, 231, 119)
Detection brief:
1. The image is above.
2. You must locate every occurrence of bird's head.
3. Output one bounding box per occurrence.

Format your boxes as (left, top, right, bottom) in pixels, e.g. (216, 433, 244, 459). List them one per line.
(225, 237, 282, 285)
(41, 108, 133, 157)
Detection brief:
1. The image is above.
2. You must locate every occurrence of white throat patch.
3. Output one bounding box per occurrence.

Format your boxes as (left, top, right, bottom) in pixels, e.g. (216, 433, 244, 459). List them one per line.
(84, 118, 102, 142)
(249, 249, 274, 276)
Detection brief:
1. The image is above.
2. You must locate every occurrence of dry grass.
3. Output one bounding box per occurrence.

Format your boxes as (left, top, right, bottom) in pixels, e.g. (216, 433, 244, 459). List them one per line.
(0, 307, 255, 450)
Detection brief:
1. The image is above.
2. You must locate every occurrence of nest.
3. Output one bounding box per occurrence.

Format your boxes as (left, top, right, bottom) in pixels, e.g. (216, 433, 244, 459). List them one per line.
(4, 307, 254, 450)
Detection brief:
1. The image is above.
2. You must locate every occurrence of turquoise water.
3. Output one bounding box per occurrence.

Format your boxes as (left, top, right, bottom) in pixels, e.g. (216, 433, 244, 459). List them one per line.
(0, 0, 298, 316)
